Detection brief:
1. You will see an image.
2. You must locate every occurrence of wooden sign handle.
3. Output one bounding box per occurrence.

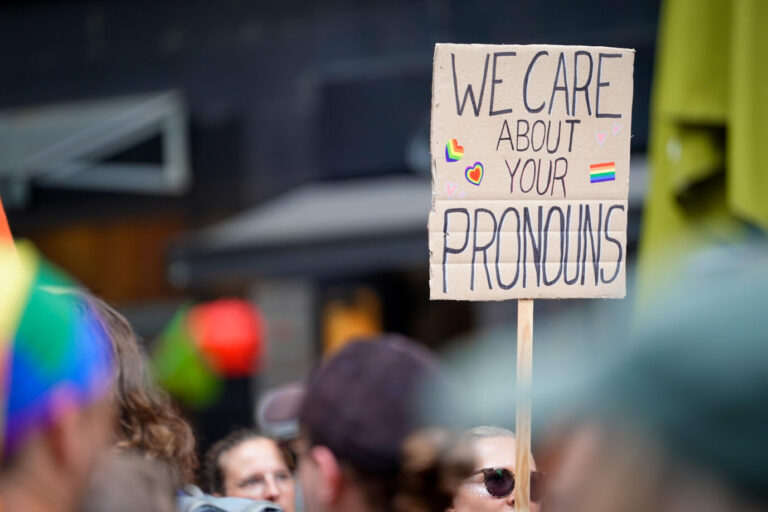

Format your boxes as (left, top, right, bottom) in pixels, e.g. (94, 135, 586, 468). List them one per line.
(515, 298, 533, 511)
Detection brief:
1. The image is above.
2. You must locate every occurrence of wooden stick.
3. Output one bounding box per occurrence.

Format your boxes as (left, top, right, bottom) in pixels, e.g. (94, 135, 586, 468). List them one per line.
(515, 298, 533, 511)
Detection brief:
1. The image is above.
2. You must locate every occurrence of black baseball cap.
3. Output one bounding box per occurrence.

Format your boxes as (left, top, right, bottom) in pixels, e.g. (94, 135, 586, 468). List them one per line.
(298, 334, 442, 476)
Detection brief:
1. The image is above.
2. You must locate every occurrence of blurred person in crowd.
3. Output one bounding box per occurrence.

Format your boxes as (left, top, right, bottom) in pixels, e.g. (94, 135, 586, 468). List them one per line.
(90, 294, 286, 512)
(87, 296, 199, 486)
(82, 453, 176, 512)
(203, 430, 296, 512)
(294, 334, 473, 512)
(0, 244, 114, 512)
(450, 426, 542, 512)
(537, 247, 768, 512)
(258, 383, 304, 442)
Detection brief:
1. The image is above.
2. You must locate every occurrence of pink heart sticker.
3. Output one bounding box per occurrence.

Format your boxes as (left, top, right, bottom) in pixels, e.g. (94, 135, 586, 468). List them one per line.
(596, 132, 608, 145)
(612, 123, 622, 135)
(445, 182, 458, 198)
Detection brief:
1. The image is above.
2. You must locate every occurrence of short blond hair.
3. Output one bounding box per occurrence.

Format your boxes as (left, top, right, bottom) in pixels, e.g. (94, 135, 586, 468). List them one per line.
(464, 426, 515, 439)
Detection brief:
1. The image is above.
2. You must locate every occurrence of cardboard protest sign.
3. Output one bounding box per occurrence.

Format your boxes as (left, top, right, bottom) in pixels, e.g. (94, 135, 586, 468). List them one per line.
(429, 44, 635, 300)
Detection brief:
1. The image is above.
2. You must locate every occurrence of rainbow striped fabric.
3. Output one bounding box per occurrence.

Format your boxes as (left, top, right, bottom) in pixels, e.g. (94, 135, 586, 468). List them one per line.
(0, 195, 12, 250)
(0, 242, 113, 458)
(590, 162, 616, 183)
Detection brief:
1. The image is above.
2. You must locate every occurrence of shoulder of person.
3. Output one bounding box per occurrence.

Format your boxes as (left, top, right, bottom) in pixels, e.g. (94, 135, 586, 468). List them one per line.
(177, 485, 284, 512)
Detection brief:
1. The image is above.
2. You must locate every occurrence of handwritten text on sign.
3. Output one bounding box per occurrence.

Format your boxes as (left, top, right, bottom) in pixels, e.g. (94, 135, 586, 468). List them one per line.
(429, 44, 635, 300)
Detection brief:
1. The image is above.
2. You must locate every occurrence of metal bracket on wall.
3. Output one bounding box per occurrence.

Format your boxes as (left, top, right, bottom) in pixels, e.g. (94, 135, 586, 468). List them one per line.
(0, 91, 190, 207)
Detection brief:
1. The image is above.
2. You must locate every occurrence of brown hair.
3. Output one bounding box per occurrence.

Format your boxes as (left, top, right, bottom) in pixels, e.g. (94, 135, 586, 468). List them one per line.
(321, 428, 473, 512)
(88, 295, 198, 486)
(393, 428, 474, 512)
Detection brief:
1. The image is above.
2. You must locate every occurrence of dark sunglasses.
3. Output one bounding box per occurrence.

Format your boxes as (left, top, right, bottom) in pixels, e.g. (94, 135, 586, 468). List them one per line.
(474, 468, 545, 503)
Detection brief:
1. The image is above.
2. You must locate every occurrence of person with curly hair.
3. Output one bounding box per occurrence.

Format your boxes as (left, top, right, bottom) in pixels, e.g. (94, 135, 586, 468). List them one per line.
(87, 295, 199, 487)
(88, 295, 288, 512)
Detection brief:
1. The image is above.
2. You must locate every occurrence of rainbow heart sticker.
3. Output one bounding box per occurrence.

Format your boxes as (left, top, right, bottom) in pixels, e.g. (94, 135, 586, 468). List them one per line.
(445, 138, 464, 162)
(465, 161, 483, 186)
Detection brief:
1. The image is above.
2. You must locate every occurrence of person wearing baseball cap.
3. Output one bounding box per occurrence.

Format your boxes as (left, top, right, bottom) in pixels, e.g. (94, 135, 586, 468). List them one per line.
(293, 334, 472, 512)
(0, 243, 114, 512)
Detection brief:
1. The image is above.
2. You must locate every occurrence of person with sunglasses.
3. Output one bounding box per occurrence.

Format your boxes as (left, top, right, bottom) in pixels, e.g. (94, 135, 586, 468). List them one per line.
(450, 426, 544, 512)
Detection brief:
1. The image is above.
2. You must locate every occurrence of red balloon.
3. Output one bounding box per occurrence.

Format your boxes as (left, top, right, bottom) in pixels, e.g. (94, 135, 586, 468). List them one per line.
(187, 299, 264, 377)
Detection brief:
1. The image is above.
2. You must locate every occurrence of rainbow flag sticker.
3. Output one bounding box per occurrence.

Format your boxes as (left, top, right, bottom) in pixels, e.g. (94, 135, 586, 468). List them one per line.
(590, 162, 616, 183)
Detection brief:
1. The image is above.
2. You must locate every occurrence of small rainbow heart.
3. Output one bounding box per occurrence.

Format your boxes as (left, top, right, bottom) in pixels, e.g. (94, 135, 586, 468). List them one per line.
(465, 161, 483, 186)
(445, 138, 464, 162)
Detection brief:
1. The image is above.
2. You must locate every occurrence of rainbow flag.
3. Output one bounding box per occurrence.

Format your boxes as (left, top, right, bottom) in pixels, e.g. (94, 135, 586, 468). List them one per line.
(590, 162, 616, 183)
(0, 242, 112, 459)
